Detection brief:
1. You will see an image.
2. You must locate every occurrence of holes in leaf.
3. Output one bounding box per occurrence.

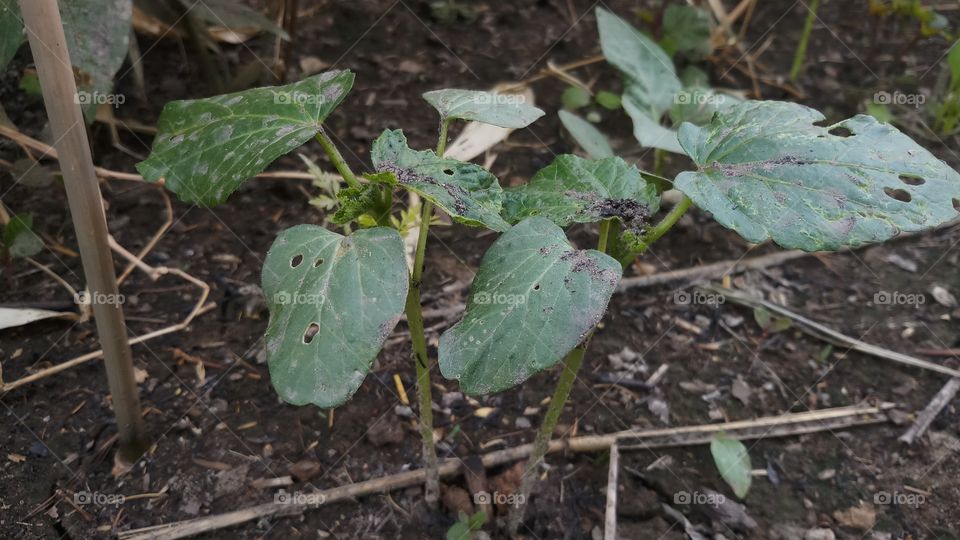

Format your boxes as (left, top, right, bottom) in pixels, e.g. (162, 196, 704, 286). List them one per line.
(442, 168, 454, 175)
(883, 187, 912, 203)
(828, 126, 854, 138)
(291, 254, 304, 267)
(303, 322, 320, 344)
(953, 198, 960, 212)
(898, 174, 925, 186)
(314, 257, 325, 267)
(533, 283, 541, 291)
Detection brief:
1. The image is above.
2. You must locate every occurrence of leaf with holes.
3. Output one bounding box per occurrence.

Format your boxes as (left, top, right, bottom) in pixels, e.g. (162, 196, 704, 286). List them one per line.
(438, 217, 622, 395)
(262, 225, 408, 408)
(710, 433, 752, 498)
(370, 129, 511, 231)
(137, 70, 354, 206)
(558, 110, 614, 159)
(501, 155, 660, 233)
(422, 89, 545, 129)
(675, 100, 960, 251)
(597, 7, 681, 120)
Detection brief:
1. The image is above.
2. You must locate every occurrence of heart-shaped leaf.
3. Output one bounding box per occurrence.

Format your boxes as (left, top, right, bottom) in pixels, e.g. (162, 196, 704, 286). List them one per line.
(439, 217, 622, 395)
(558, 110, 614, 159)
(262, 225, 408, 408)
(597, 7, 680, 120)
(0, 0, 22, 71)
(710, 433, 752, 499)
(422, 89, 544, 129)
(370, 129, 511, 231)
(137, 70, 354, 206)
(676, 100, 960, 251)
(502, 155, 660, 233)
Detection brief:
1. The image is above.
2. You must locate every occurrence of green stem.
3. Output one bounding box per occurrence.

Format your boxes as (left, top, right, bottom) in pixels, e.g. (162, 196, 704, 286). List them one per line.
(401, 117, 451, 509)
(631, 195, 692, 254)
(315, 129, 360, 189)
(507, 219, 614, 534)
(790, 0, 819, 82)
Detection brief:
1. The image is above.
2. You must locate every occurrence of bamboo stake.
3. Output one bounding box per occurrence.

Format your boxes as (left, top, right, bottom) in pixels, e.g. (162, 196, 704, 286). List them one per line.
(18, 0, 148, 464)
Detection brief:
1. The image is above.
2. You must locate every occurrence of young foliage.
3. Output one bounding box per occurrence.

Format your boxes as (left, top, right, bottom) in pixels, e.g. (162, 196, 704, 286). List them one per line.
(557, 110, 614, 159)
(596, 7, 681, 120)
(439, 217, 621, 395)
(660, 4, 713, 59)
(2, 213, 42, 258)
(137, 70, 355, 206)
(262, 225, 408, 407)
(369, 129, 511, 231)
(710, 433, 752, 499)
(675, 100, 960, 251)
(422, 89, 544, 129)
(501, 155, 659, 232)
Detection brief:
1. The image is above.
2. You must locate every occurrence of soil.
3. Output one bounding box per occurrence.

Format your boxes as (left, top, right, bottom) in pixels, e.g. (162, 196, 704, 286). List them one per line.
(2, 1, 960, 539)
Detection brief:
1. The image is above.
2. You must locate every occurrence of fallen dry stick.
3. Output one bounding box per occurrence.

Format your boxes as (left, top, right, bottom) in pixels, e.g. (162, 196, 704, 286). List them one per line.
(604, 443, 620, 540)
(899, 378, 960, 444)
(712, 286, 960, 379)
(617, 249, 810, 291)
(118, 402, 893, 540)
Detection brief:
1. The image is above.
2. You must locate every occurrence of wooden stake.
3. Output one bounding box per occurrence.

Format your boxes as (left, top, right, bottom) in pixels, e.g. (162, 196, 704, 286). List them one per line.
(18, 0, 147, 463)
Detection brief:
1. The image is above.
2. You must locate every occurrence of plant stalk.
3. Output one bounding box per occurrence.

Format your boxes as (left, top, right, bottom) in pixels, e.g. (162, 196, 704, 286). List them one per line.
(402, 118, 451, 508)
(507, 218, 614, 534)
(790, 0, 820, 82)
(19, 0, 148, 465)
(315, 130, 360, 189)
(630, 195, 692, 254)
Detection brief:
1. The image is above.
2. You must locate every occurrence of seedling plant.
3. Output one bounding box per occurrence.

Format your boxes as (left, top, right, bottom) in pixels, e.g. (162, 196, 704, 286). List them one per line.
(137, 7, 960, 533)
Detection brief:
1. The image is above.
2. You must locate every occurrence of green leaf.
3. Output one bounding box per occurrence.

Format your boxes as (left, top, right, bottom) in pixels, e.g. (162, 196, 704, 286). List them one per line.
(669, 88, 741, 126)
(502, 155, 659, 234)
(422, 89, 545, 129)
(595, 90, 622, 110)
(262, 225, 408, 408)
(370, 129, 510, 231)
(623, 95, 684, 154)
(0, 0, 23, 71)
(710, 433, 752, 498)
(676, 100, 960, 251)
(561, 86, 591, 110)
(3, 213, 42, 258)
(439, 217, 622, 395)
(753, 306, 792, 333)
(59, 0, 132, 119)
(137, 70, 354, 206)
(660, 4, 713, 59)
(597, 7, 681, 120)
(558, 110, 614, 159)
(191, 0, 289, 39)
(332, 184, 387, 225)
